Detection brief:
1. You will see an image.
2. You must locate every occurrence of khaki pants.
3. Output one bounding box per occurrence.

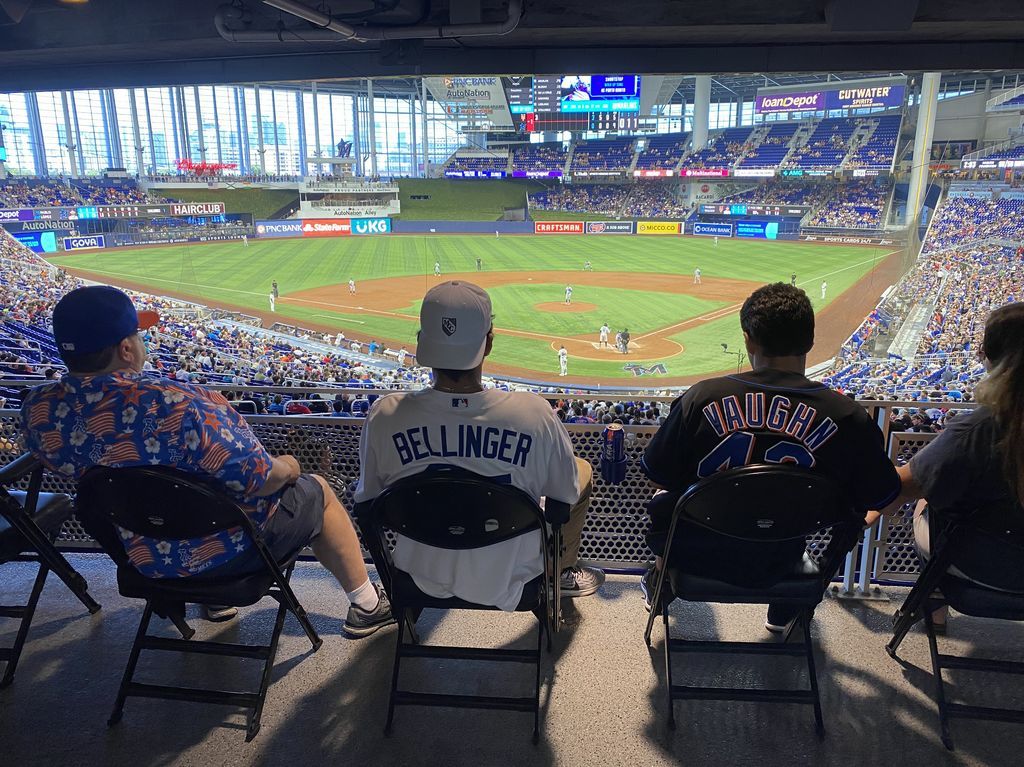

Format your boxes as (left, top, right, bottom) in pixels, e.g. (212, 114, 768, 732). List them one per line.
(554, 457, 592, 569)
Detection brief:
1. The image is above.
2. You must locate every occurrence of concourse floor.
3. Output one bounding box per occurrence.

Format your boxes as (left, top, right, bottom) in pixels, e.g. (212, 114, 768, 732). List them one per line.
(2, 556, 1023, 767)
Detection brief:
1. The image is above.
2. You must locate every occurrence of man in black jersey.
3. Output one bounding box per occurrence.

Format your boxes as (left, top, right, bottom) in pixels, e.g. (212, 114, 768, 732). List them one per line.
(640, 283, 900, 631)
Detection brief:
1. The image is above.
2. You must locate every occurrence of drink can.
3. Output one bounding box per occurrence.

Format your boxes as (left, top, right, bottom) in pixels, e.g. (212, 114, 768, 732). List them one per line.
(600, 423, 627, 484)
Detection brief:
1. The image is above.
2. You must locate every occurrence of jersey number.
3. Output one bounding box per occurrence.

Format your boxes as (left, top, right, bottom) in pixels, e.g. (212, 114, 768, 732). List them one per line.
(696, 431, 815, 478)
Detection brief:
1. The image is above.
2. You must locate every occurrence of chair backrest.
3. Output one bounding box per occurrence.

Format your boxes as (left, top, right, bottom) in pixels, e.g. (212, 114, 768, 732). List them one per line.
(368, 466, 544, 550)
(678, 464, 858, 544)
(76, 466, 248, 541)
(945, 501, 1024, 593)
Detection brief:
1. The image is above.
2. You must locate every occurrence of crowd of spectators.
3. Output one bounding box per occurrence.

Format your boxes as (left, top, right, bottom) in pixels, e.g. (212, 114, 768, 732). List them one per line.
(723, 180, 832, 207)
(569, 138, 635, 173)
(845, 116, 901, 170)
(529, 182, 689, 219)
(511, 144, 568, 173)
(806, 180, 892, 229)
(635, 133, 690, 170)
(679, 127, 753, 169)
(923, 196, 1024, 252)
(552, 398, 666, 426)
(0, 178, 164, 208)
(445, 153, 510, 173)
(823, 242, 1022, 401)
(784, 118, 856, 170)
(738, 124, 798, 168)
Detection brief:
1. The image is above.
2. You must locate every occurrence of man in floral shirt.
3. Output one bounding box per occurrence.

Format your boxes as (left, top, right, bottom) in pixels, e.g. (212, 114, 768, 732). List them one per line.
(21, 286, 393, 637)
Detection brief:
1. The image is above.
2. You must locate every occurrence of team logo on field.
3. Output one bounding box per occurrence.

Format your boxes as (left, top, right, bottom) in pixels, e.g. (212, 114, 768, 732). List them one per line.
(442, 317, 457, 336)
(624, 363, 668, 377)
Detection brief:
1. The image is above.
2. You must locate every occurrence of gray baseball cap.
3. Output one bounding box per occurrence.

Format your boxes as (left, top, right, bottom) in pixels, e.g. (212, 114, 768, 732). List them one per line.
(416, 281, 492, 370)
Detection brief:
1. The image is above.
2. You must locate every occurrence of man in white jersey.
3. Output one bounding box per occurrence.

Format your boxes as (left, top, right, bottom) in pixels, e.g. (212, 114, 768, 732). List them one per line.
(354, 281, 604, 610)
(349, 279, 356, 295)
(599, 322, 610, 347)
(693, 267, 702, 285)
(821, 280, 828, 300)
(434, 260, 441, 277)
(268, 292, 275, 312)
(397, 346, 408, 367)
(564, 284, 573, 305)
(242, 234, 248, 247)
(558, 345, 568, 376)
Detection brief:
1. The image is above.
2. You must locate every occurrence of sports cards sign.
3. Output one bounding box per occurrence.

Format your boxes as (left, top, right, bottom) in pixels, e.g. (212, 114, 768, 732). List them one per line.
(534, 221, 584, 234)
(62, 235, 106, 251)
(586, 221, 634, 234)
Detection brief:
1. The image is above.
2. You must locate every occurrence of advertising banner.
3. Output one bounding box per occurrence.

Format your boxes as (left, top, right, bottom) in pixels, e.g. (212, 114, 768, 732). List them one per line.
(800, 234, 902, 246)
(637, 221, 681, 235)
(13, 231, 58, 253)
(1, 220, 76, 232)
(633, 169, 674, 178)
(733, 168, 777, 178)
(0, 209, 34, 222)
(681, 168, 730, 178)
(351, 217, 392, 235)
(736, 221, 779, 240)
(301, 219, 352, 237)
(693, 222, 733, 237)
(513, 170, 563, 178)
(255, 220, 303, 238)
(586, 221, 634, 234)
(534, 221, 584, 234)
(443, 170, 507, 178)
(62, 235, 106, 251)
(756, 84, 905, 114)
(425, 76, 514, 131)
(169, 202, 226, 216)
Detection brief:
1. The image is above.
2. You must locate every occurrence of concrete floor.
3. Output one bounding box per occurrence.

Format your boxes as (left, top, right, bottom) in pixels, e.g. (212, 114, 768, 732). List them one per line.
(2, 555, 1023, 767)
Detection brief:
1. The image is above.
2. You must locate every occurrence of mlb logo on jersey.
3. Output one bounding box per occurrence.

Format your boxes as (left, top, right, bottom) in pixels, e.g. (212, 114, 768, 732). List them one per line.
(451, 398, 470, 408)
(442, 317, 457, 336)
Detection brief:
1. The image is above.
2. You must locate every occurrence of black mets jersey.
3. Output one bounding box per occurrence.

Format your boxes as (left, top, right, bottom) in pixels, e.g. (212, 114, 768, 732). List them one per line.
(642, 368, 901, 512)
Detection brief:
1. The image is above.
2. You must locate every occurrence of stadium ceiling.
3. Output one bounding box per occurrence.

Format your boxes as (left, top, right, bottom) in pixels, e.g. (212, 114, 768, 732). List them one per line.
(1, 0, 1023, 92)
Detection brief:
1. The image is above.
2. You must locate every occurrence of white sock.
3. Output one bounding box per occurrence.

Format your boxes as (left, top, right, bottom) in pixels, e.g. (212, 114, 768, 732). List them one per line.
(345, 579, 380, 612)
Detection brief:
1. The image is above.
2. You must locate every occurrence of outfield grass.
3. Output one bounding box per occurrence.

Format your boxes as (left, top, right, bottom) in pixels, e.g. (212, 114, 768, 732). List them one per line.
(51, 235, 889, 381)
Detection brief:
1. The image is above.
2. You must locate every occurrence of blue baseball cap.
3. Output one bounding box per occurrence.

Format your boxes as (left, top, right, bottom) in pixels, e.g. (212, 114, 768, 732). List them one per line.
(52, 286, 160, 355)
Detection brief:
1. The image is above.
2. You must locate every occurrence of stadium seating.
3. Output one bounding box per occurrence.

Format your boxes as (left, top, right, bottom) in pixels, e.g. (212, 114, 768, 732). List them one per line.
(511, 143, 568, 173)
(528, 185, 625, 215)
(635, 133, 690, 170)
(923, 196, 1024, 252)
(0, 178, 157, 208)
(846, 115, 901, 170)
(737, 123, 798, 168)
(445, 152, 510, 174)
(786, 118, 856, 170)
(569, 138, 635, 173)
(679, 127, 754, 169)
(806, 180, 891, 228)
(722, 180, 831, 207)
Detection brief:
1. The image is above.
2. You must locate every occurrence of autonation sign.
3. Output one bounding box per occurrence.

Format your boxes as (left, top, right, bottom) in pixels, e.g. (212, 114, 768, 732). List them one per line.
(62, 235, 106, 251)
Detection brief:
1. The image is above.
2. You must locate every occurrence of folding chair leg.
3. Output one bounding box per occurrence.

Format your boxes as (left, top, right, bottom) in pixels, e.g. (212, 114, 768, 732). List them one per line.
(273, 563, 321, 651)
(0, 563, 48, 688)
(532, 617, 542, 744)
(802, 611, 825, 738)
(384, 613, 405, 736)
(247, 592, 290, 742)
(109, 602, 155, 727)
(662, 601, 675, 730)
(924, 610, 955, 750)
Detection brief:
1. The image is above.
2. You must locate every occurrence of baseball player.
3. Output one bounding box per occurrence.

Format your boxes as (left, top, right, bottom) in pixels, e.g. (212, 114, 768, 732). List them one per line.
(349, 279, 356, 294)
(564, 284, 573, 305)
(584, 260, 592, 271)
(791, 274, 797, 287)
(713, 236, 718, 247)
(242, 234, 248, 247)
(434, 260, 441, 277)
(397, 347, 408, 367)
(271, 280, 279, 299)
(268, 292, 276, 312)
(694, 267, 702, 285)
(476, 257, 482, 271)
(821, 280, 828, 300)
(495, 230, 500, 239)
(615, 330, 624, 354)
(599, 322, 610, 347)
(558, 345, 568, 376)
(621, 328, 630, 355)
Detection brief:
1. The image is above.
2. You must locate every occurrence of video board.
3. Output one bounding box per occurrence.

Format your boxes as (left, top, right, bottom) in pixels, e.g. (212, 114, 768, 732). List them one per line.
(0, 202, 226, 223)
(699, 204, 809, 217)
(506, 75, 640, 133)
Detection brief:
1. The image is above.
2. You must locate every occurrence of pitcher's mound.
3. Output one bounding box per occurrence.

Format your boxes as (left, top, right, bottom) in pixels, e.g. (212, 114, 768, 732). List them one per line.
(534, 301, 597, 313)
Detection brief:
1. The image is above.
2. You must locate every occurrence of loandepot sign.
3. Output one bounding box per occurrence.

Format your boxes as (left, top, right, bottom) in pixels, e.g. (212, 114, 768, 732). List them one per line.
(755, 77, 907, 114)
(425, 76, 514, 131)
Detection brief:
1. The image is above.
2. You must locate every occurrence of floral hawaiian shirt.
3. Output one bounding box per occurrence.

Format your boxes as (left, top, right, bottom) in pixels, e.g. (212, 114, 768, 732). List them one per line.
(21, 371, 277, 577)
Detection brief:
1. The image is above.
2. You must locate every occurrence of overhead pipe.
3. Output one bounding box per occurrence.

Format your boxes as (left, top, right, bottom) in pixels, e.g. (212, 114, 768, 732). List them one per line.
(215, 0, 522, 44)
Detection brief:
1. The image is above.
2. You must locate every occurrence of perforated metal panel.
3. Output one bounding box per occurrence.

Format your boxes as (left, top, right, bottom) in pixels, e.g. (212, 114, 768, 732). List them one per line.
(875, 431, 939, 581)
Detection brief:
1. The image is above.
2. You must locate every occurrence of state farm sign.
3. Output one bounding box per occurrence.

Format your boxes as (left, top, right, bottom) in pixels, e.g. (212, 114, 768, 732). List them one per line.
(301, 219, 352, 237)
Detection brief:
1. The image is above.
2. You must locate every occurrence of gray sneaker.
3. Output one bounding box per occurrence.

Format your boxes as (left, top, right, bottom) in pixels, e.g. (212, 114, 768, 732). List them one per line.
(343, 584, 397, 638)
(559, 565, 605, 598)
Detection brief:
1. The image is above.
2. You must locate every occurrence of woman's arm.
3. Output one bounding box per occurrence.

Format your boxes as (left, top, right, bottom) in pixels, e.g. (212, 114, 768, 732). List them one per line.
(865, 462, 925, 526)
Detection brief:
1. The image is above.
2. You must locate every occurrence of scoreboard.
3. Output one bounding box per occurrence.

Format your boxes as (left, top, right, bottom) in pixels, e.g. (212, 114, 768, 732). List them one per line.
(0, 202, 226, 223)
(506, 74, 640, 133)
(699, 203, 809, 217)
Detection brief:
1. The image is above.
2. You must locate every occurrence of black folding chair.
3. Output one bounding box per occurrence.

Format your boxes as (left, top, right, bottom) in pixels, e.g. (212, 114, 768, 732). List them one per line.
(886, 505, 1024, 750)
(0, 453, 101, 688)
(356, 467, 566, 743)
(643, 465, 862, 736)
(75, 465, 322, 741)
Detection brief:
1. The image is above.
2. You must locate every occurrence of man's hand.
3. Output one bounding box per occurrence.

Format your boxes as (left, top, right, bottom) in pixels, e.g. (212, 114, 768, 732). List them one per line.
(255, 454, 303, 497)
(279, 454, 302, 484)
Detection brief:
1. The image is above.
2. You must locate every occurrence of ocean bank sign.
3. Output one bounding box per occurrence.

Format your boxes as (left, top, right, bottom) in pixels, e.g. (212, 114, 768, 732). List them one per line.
(63, 235, 106, 251)
(693, 222, 733, 237)
(352, 217, 391, 235)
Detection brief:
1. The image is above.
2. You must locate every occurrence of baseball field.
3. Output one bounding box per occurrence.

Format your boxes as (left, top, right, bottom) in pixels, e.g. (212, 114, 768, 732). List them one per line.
(50, 234, 904, 385)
